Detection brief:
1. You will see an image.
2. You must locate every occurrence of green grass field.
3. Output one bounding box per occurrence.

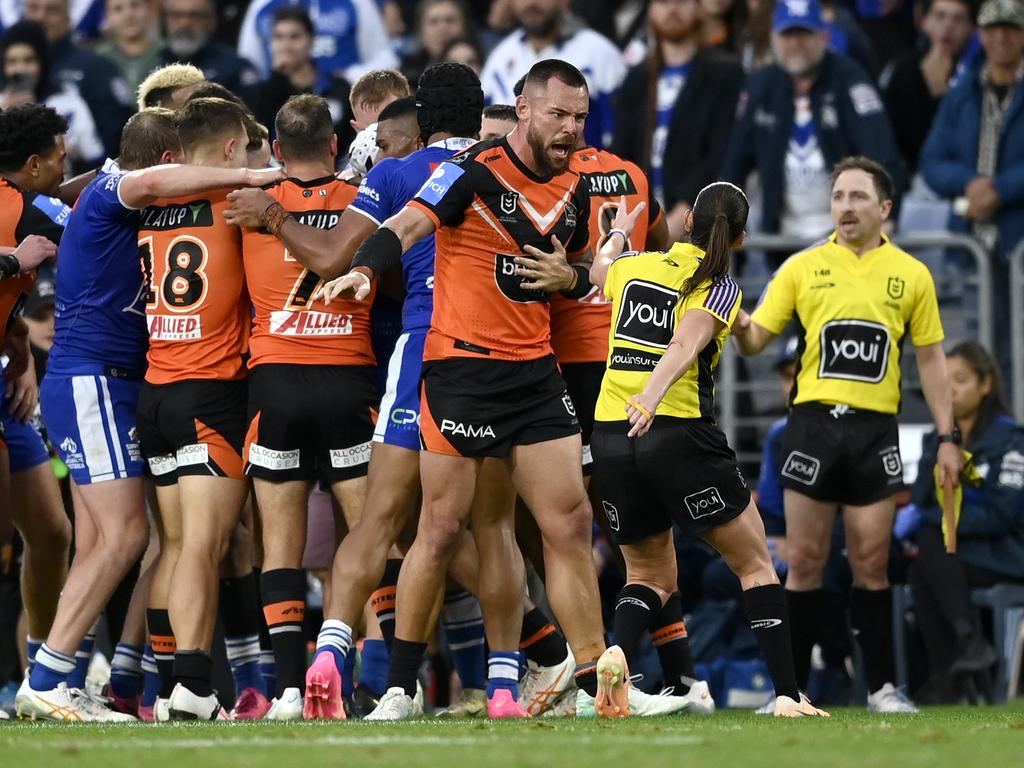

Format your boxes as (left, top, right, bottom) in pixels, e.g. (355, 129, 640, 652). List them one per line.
(3, 708, 1023, 768)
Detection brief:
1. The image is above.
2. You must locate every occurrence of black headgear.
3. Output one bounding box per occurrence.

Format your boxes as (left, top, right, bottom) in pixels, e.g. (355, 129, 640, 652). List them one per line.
(415, 63, 483, 142)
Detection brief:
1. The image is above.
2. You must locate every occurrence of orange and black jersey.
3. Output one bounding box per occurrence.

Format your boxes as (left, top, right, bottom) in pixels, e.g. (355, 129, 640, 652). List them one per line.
(242, 176, 375, 368)
(408, 136, 590, 362)
(139, 191, 249, 385)
(0, 177, 68, 334)
(550, 148, 663, 364)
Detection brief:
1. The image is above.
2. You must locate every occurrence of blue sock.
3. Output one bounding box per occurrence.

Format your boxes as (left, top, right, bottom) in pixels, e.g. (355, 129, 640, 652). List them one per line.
(358, 639, 388, 696)
(68, 627, 97, 689)
(109, 643, 144, 699)
(26, 637, 43, 673)
(225, 634, 265, 696)
(28, 644, 75, 691)
(342, 645, 356, 697)
(141, 646, 160, 708)
(314, 619, 353, 677)
(259, 650, 277, 698)
(442, 589, 487, 691)
(486, 651, 521, 698)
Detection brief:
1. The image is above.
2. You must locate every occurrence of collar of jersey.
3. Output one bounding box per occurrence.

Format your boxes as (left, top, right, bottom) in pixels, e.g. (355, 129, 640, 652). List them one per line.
(827, 230, 893, 260)
(428, 137, 476, 151)
(285, 174, 337, 188)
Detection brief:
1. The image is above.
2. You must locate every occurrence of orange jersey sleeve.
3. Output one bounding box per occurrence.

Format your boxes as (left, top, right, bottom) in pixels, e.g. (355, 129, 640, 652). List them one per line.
(410, 138, 591, 362)
(242, 177, 375, 368)
(550, 149, 656, 364)
(140, 191, 249, 384)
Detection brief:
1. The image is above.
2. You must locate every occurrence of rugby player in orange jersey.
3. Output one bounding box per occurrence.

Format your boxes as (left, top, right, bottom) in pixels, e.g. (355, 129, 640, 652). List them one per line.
(239, 94, 379, 721)
(314, 59, 687, 720)
(135, 97, 276, 721)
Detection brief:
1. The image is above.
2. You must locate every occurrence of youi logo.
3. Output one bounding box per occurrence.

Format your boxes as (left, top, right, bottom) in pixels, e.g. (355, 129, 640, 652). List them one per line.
(416, 163, 465, 206)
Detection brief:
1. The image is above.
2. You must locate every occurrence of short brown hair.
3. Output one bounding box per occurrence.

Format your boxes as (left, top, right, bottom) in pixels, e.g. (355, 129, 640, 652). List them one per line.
(829, 155, 894, 202)
(176, 97, 249, 157)
(349, 68, 411, 112)
(118, 108, 180, 171)
(275, 94, 334, 161)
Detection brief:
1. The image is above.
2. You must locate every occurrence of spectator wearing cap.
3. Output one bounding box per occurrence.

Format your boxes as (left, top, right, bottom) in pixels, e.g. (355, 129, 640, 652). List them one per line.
(237, 0, 398, 87)
(920, 0, 1024, 384)
(480, 0, 627, 149)
(611, 0, 744, 241)
(161, 0, 259, 94)
(243, 6, 356, 155)
(21, 264, 56, 383)
(881, 0, 976, 179)
(722, 0, 904, 247)
(22, 0, 133, 160)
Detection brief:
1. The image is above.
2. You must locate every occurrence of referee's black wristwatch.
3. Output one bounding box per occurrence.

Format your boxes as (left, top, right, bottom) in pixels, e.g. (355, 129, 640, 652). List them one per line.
(937, 427, 962, 446)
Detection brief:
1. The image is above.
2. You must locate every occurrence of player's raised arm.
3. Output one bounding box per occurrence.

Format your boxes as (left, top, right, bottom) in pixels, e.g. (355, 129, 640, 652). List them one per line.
(121, 165, 285, 210)
(589, 195, 647, 292)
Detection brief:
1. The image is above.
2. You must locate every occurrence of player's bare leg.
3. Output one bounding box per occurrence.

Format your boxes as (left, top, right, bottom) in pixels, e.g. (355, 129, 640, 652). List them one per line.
(843, 498, 912, 712)
(10, 461, 71, 638)
(148, 483, 182, 703)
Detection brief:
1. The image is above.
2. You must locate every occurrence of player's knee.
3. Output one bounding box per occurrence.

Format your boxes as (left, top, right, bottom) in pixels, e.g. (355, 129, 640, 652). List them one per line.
(542, 497, 592, 551)
(22, 512, 71, 556)
(417, 513, 464, 559)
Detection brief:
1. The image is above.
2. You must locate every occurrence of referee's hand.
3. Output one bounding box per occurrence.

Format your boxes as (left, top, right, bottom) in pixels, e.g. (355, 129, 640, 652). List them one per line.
(936, 442, 964, 490)
(626, 393, 658, 438)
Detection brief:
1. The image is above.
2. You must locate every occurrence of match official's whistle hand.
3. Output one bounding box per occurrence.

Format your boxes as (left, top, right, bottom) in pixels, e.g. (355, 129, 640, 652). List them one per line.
(12, 235, 57, 272)
(937, 442, 964, 490)
(224, 187, 275, 228)
(518, 235, 573, 292)
(315, 271, 372, 304)
(626, 393, 658, 438)
(245, 167, 286, 188)
(610, 195, 646, 239)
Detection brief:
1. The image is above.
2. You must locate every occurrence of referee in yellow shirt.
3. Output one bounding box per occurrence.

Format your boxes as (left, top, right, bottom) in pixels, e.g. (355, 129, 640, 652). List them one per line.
(733, 156, 963, 712)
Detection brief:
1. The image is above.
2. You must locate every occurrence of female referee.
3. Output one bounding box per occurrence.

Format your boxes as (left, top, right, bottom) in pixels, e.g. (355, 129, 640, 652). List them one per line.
(587, 181, 827, 718)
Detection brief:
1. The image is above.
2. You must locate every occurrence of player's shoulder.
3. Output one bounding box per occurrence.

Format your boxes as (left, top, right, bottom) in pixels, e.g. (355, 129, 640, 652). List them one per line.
(573, 147, 646, 192)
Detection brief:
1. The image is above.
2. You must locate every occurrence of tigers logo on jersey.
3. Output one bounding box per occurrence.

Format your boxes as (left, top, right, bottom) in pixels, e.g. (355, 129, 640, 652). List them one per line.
(614, 280, 677, 348)
(818, 319, 890, 383)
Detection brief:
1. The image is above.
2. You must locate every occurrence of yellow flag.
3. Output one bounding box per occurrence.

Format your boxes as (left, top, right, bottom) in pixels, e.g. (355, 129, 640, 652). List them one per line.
(935, 449, 984, 551)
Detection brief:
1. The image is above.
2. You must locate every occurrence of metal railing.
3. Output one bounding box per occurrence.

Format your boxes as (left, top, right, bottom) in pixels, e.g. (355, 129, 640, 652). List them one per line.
(1012, 240, 1024, 421)
(718, 232, 994, 471)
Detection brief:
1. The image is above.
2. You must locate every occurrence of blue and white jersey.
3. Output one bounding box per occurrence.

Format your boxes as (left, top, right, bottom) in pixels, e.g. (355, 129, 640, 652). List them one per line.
(348, 137, 475, 334)
(237, 0, 397, 84)
(480, 26, 627, 149)
(0, 0, 104, 39)
(48, 159, 147, 376)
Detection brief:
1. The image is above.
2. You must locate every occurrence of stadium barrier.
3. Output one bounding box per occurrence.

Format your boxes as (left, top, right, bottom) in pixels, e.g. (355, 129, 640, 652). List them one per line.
(1011, 240, 1024, 421)
(718, 232, 994, 476)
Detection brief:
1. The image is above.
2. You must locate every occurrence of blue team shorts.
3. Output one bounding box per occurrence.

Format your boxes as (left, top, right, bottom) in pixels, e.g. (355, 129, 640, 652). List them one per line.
(0, 385, 50, 473)
(40, 373, 145, 484)
(373, 331, 426, 451)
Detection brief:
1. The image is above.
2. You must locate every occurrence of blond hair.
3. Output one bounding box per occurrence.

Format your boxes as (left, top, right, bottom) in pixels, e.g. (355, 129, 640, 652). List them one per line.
(136, 64, 205, 111)
(349, 69, 411, 113)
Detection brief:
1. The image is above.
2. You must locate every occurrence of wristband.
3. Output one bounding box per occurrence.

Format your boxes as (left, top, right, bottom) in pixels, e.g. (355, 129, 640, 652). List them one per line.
(560, 264, 593, 299)
(0, 253, 19, 279)
(628, 397, 652, 421)
(600, 229, 628, 250)
(353, 226, 403, 279)
(263, 202, 292, 237)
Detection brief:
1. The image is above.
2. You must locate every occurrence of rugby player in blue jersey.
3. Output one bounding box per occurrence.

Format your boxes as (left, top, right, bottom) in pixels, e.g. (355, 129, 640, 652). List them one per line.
(17, 108, 282, 722)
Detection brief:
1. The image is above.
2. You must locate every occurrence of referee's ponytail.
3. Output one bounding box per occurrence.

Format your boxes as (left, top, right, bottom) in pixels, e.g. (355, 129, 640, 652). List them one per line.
(682, 182, 749, 298)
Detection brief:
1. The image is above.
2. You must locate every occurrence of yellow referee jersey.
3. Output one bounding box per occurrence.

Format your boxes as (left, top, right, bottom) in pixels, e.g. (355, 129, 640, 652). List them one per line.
(595, 242, 742, 423)
(751, 232, 944, 414)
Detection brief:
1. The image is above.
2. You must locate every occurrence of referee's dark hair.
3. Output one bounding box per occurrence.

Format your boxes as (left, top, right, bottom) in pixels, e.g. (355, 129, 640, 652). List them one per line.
(523, 59, 588, 92)
(0, 103, 67, 173)
(830, 156, 894, 203)
(683, 181, 749, 298)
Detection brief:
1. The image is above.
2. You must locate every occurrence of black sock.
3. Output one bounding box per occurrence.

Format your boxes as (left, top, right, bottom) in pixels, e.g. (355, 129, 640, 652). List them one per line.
(612, 583, 661, 664)
(260, 568, 307, 696)
(650, 592, 695, 694)
(786, 589, 824, 691)
(850, 586, 894, 693)
(146, 607, 176, 698)
(520, 607, 568, 667)
(372, 559, 402, 652)
(220, 570, 262, 637)
(173, 650, 213, 697)
(744, 584, 800, 701)
(387, 638, 426, 697)
(574, 661, 598, 698)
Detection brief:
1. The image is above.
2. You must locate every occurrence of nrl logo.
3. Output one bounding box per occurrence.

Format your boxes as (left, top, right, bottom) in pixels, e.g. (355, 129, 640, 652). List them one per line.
(500, 191, 518, 215)
(887, 276, 904, 300)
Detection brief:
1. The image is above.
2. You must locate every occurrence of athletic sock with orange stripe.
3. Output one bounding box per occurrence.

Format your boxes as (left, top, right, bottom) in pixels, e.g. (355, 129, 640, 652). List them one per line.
(147, 608, 176, 698)
(520, 606, 568, 667)
(743, 584, 800, 701)
(371, 559, 402, 651)
(612, 583, 661, 664)
(260, 568, 307, 696)
(650, 592, 695, 695)
(573, 661, 598, 697)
